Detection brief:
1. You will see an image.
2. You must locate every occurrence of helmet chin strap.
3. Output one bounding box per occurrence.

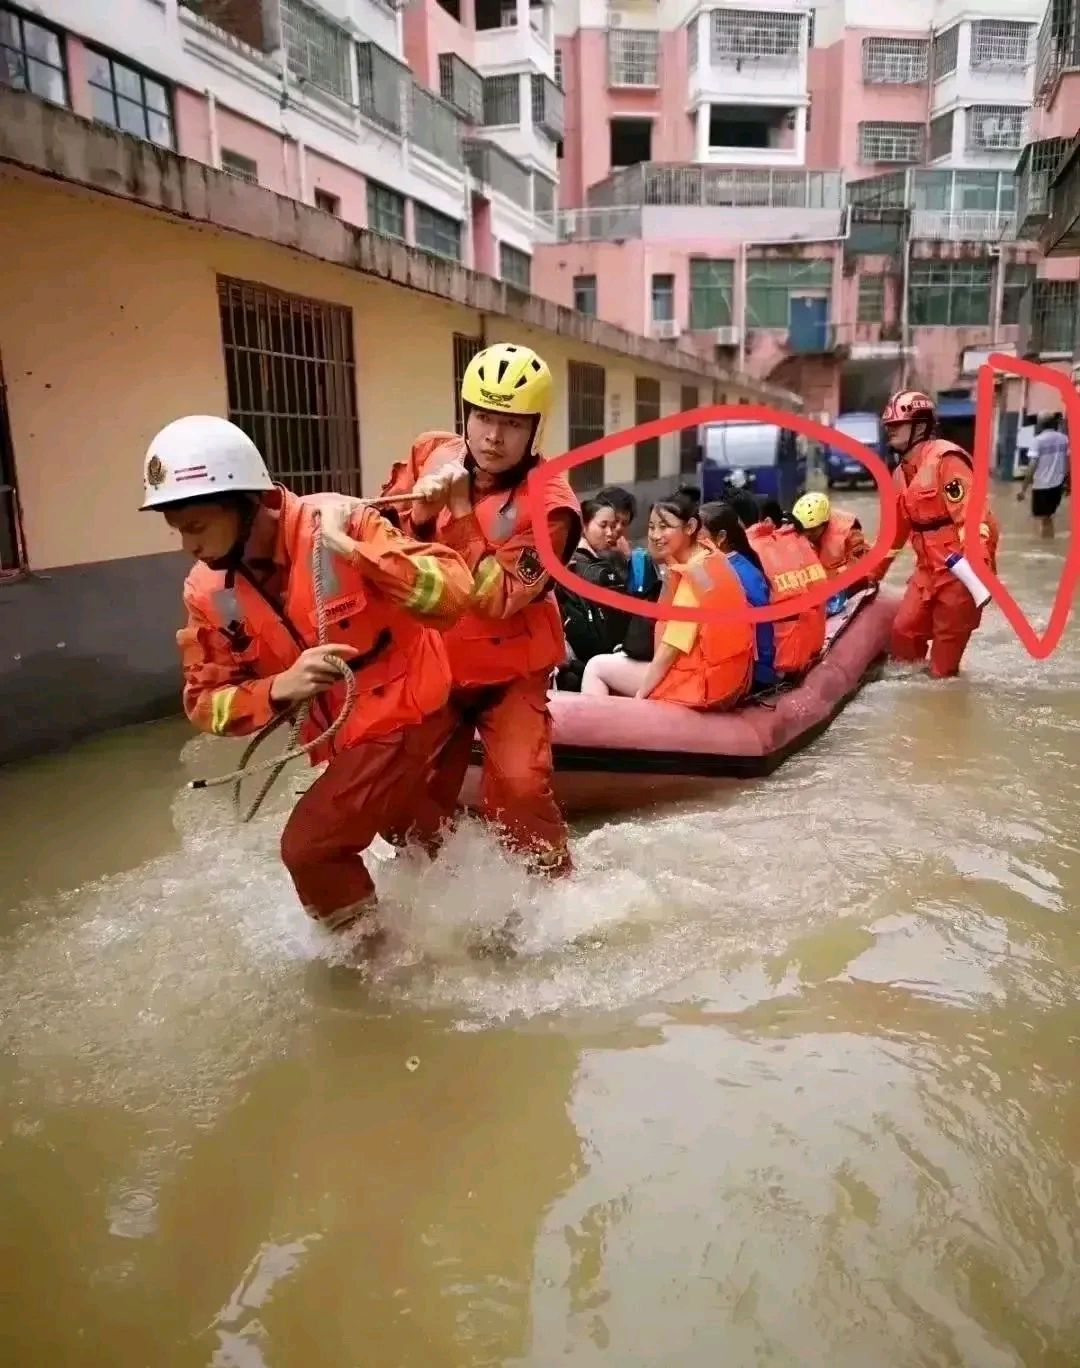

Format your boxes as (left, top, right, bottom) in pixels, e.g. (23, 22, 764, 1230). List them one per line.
(890, 415, 935, 460)
(206, 496, 262, 572)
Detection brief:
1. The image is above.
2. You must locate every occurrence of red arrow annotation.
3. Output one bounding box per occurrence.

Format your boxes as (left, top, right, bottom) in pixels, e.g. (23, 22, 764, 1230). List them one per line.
(526, 359, 1077, 660)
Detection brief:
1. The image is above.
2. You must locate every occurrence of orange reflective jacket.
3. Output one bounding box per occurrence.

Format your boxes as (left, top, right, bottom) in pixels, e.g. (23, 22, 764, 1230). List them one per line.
(178, 487, 470, 763)
(649, 551, 755, 710)
(748, 522, 827, 674)
(382, 432, 581, 688)
(817, 510, 869, 578)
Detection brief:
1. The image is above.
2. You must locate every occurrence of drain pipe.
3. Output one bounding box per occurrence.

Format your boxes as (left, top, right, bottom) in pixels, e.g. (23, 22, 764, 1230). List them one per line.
(207, 88, 220, 169)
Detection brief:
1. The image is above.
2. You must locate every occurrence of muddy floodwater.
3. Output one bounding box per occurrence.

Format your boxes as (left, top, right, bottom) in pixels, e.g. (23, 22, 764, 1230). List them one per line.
(2, 490, 1079, 1367)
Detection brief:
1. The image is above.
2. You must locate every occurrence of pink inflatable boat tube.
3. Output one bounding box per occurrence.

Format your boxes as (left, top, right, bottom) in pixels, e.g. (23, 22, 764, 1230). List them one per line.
(461, 586, 901, 816)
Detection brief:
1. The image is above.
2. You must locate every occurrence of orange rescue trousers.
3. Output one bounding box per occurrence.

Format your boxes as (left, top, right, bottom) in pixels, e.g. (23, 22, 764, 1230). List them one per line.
(280, 705, 457, 929)
(403, 670, 572, 877)
(890, 574, 982, 679)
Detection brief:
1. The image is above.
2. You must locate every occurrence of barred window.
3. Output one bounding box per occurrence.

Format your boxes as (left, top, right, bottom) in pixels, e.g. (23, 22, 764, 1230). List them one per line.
(568, 361, 606, 491)
(689, 258, 734, 329)
(857, 274, 885, 322)
(0, 5, 67, 106)
(553, 47, 563, 89)
(366, 180, 405, 240)
(500, 243, 531, 290)
(221, 148, 259, 184)
(634, 377, 661, 482)
(970, 20, 1033, 71)
(862, 36, 929, 84)
(680, 385, 700, 474)
(483, 73, 520, 124)
(908, 260, 992, 327)
(965, 104, 1027, 153)
(452, 332, 483, 434)
(932, 24, 958, 80)
(710, 9, 803, 63)
(280, 0, 350, 101)
(651, 273, 675, 323)
(415, 202, 461, 261)
(859, 121, 924, 164)
(357, 41, 409, 133)
(87, 47, 173, 148)
(607, 29, 659, 86)
(1030, 279, 1079, 354)
(217, 275, 361, 496)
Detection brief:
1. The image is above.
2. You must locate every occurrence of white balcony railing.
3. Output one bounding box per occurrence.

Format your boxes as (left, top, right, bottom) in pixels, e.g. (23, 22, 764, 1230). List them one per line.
(537, 206, 644, 240)
(910, 209, 1017, 241)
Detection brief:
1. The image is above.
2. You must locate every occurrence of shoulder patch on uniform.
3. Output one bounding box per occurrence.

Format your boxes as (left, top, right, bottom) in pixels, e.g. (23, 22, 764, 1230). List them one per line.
(943, 478, 965, 504)
(517, 545, 545, 586)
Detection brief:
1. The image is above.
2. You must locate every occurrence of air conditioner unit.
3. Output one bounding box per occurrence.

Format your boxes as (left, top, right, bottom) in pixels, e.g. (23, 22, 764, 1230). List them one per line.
(652, 318, 680, 339)
(711, 325, 741, 346)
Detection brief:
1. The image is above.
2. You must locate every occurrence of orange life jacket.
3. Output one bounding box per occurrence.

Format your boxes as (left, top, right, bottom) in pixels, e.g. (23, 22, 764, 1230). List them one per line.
(899, 439, 999, 578)
(649, 551, 755, 710)
(405, 433, 581, 688)
(748, 521, 827, 675)
(816, 509, 861, 578)
(184, 488, 452, 764)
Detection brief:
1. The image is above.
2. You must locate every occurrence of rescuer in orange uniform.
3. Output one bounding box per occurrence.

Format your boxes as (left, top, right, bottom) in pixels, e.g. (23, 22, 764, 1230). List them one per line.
(744, 506, 828, 678)
(873, 389, 999, 678)
(142, 415, 474, 939)
(378, 343, 582, 877)
(791, 491, 871, 584)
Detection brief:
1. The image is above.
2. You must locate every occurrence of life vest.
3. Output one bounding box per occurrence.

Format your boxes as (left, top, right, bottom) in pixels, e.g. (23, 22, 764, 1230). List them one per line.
(649, 551, 754, 710)
(747, 522, 827, 675)
(898, 439, 1000, 578)
(184, 487, 452, 765)
(398, 432, 581, 688)
(816, 510, 861, 578)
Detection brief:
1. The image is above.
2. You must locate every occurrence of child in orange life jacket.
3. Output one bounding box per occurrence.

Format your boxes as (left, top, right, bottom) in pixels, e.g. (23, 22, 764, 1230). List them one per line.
(143, 415, 474, 944)
(377, 343, 582, 879)
(872, 389, 1000, 679)
(580, 486, 755, 710)
(731, 494, 828, 678)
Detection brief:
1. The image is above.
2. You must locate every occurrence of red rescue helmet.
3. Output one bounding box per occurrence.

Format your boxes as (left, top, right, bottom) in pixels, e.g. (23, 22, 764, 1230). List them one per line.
(881, 390, 935, 427)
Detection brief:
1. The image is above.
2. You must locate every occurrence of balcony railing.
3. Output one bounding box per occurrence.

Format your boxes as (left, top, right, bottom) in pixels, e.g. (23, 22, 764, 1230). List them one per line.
(1015, 136, 1072, 236)
(586, 164, 844, 209)
(1018, 278, 1080, 354)
(409, 84, 464, 168)
(1034, 0, 1080, 105)
(1041, 134, 1080, 256)
(530, 73, 564, 140)
(910, 210, 1017, 241)
(356, 41, 409, 133)
(463, 138, 532, 210)
(179, 0, 276, 53)
(280, 0, 351, 102)
(536, 206, 644, 241)
(438, 51, 482, 124)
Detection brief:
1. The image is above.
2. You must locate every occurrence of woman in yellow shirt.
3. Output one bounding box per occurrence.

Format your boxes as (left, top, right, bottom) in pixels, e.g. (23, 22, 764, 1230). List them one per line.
(580, 486, 711, 699)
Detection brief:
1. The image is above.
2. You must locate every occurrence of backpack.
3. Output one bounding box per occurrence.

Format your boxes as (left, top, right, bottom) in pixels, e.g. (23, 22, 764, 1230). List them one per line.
(556, 550, 629, 666)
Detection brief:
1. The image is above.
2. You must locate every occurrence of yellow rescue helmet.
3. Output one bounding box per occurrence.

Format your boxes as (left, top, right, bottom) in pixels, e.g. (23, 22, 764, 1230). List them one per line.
(460, 342, 553, 448)
(792, 491, 831, 531)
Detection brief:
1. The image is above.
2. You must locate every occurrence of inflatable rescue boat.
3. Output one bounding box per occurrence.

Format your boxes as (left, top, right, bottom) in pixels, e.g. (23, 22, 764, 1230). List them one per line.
(462, 585, 901, 816)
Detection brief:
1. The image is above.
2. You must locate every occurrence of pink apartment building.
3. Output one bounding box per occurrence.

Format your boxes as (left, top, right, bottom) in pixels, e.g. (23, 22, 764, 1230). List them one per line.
(536, 0, 1080, 462)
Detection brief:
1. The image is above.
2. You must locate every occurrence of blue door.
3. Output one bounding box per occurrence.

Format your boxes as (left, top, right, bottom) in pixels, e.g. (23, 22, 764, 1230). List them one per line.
(789, 296, 829, 353)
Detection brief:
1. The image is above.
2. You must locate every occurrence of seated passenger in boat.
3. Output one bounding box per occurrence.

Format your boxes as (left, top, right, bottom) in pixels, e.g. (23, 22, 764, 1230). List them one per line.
(596, 484, 637, 558)
(555, 499, 631, 690)
(579, 486, 754, 710)
(699, 501, 777, 693)
(791, 492, 871, 588)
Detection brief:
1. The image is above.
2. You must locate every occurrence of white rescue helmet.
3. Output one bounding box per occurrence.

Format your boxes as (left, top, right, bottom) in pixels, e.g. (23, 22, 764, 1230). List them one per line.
(140, 415, 273, 511)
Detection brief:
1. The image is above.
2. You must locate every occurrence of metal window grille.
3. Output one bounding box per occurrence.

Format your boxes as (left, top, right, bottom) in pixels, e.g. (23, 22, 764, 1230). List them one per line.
(357, 41, 410, 132)
(0, 5, 67, 106)
(929, 111, 954, 160)
(807, 6, 815, 46)
(932, 24, 959, 80)
(414, 202, 462, 260)
(452, 332, 483, 434)
(0, 353, 26, 573)
(689, 258, 734, 328)
(532, 171, 556, 216)
(856, 274, 885, 322)
(438, 51, 483, 123)
(280, 0, 350, 101)
(679, 385, 700, 473)
(221, 148, 259, 183)
(463, 139, 531, 210)
(409, 84, 464, 168)
(1035, 0, 1080, 105)
(86, 47, 173, 148)
(366, 181, 405, 239)
(482, 72, 520, 124)
(573, 274, 597, 316)
(686, 14, 698, 70)
(217, 275, 361, 496)
(651, 274, 675, 323)
(607, 29, 659, 86)
(859, 121, 923, 164)
(531, 73, 564, 139)
(1001, 263, 1035, 325)
(908, 260, 992, 327)
(1031, 279, 1079, 353)
(1017, 136, 1072, 223)
(634, 376, 661, 481)
(568, 361, 606, 490)
(500, 243, 531, 289)
(970, 20, 1033, 71)
(553, 47, 563, 89)
(965, 103, 1027, 153)
(710, 9, 803, 65)
(862, 36, 929, 84)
